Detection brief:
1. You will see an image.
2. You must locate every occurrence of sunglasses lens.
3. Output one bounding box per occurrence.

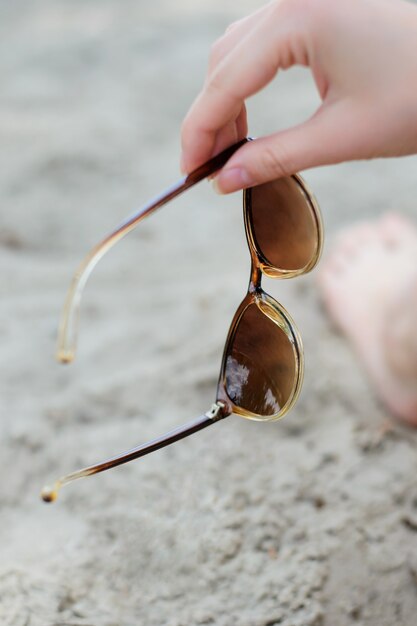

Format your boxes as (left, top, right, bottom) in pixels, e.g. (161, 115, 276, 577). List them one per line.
(249, 177, 319, 272)
(224, 303, 297, 418)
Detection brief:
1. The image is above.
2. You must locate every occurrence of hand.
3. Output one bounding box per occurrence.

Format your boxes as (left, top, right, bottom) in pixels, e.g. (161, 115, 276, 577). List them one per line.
(180, 0, 417, 193)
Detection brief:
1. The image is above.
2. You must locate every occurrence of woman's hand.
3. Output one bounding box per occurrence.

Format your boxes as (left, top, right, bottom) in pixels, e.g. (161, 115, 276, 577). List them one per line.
(180, 0, 417, 193)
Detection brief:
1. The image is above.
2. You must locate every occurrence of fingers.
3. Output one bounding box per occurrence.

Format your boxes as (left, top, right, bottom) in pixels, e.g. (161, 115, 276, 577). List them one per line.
(207, 5, 270, 78)
(181, 1, 308, 173)
(181, 0, 417, 184)
(212, 102, 370, 193)
(180, 92, 244, 174)
(180, 105, 247, 175)
(180, 12, 259, 175)
(210, 106, 248, 165)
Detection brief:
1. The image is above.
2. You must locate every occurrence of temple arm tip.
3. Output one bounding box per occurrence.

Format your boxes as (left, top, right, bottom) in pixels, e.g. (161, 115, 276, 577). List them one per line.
(56, 349, 74, 364)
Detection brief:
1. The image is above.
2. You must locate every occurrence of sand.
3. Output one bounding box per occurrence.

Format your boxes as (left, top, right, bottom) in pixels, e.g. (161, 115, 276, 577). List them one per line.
(1, 1, 417, 625)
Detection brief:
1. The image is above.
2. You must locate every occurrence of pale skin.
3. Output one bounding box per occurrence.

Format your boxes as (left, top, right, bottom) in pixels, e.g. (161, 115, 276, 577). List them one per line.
(180, 0, 417, 425)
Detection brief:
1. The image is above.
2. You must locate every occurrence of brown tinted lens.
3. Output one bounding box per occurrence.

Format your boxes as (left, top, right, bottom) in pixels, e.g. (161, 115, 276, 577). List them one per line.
(225, 303, 296, 417)
(249, 177, 318, 271)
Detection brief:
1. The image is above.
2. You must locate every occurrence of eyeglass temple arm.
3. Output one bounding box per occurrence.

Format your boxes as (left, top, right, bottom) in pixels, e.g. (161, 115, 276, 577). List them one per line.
(57, 139, 248, 364)
(41, 402, 229, 503)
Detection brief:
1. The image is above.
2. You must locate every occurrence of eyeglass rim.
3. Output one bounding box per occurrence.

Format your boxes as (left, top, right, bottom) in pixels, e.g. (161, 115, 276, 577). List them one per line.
(244, 173, 324, 279)
(216, 290, 304, 422)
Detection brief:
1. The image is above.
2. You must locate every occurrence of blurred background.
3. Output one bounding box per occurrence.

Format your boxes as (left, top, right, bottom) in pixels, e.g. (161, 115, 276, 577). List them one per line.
(1, 1, 417, 625)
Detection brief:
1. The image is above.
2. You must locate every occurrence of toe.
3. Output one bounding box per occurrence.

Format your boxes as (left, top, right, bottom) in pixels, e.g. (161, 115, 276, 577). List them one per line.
(319, 245, 349, 276)
(316, 222, 378, 289)
(333, 222, 379, 262)
(379, 212, 417, 247)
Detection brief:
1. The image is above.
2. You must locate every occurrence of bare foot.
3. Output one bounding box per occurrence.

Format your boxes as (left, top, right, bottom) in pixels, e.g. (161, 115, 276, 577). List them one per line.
(318, 213, 417, 426)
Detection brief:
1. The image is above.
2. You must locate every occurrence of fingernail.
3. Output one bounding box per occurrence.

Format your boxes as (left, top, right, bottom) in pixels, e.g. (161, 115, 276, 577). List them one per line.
(212, 168, 252, 194)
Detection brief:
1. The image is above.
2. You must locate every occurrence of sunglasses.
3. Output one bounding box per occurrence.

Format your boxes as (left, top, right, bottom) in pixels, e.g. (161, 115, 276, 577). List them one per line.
(41, 138, 323, 503)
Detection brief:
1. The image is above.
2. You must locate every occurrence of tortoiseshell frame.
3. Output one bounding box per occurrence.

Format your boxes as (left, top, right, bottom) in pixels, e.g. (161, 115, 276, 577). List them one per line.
(41, 139, 323, 502)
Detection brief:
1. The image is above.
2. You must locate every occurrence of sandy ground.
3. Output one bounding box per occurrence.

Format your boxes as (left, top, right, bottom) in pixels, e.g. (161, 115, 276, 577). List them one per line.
(1, 1, 417, 625)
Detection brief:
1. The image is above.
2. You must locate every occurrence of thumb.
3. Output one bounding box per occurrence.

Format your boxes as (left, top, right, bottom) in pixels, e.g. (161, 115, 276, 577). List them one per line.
(213, 103, 364, 193)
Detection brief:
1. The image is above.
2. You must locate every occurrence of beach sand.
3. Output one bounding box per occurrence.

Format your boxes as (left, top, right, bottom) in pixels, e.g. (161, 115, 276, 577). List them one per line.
(1, 1, 417, 624)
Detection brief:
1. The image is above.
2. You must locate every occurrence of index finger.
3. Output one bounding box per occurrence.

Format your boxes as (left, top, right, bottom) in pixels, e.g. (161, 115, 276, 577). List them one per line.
(180, 2, 300, 172)
(181, 87, 244, 174)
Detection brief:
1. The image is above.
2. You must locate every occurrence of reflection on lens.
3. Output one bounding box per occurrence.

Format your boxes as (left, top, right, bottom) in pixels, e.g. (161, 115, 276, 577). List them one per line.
(249, 177, 319, 272)
(225, 303, 296, 417)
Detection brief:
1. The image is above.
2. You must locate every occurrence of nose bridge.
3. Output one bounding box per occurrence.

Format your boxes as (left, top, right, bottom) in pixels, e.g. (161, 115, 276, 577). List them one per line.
(249, 262, 262, 293)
